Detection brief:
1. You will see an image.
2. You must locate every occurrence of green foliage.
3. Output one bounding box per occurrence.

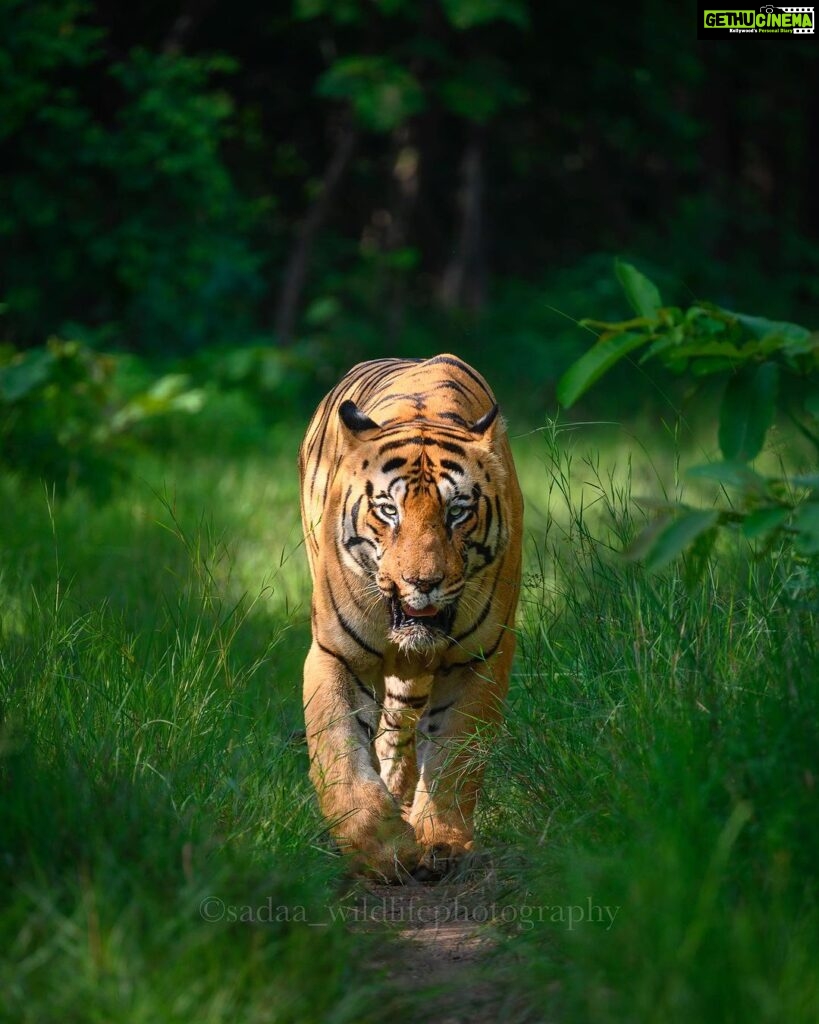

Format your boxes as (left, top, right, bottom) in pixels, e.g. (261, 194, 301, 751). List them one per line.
(718, 362, 779, 462)
(295, 0, 528, 29)
(440, 0, 529, 29)
(0, 334, 329, 490)
(310, 1, 526, 133)
(1, 4, 266, 352)
(438, 57, 526, 124)
(556, 330, 648, 408)
(0, 339, 204, 489)
(630, 508, 719, 573)
(558, 262, 819, 570)
(316, 56, 425, 132)
(0, 0, 103, 138)
(187, 342, 321, 416)
(3, 0, 818, 359)
(614, 257, 662, 318)
(294, 0, 409, 23)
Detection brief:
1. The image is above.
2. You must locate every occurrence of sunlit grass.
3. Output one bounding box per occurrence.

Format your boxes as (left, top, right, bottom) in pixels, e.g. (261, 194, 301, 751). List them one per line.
(0, 426, 387, 1023)
(2, 393, 818, 1022)
(489, 421, 819, 1024)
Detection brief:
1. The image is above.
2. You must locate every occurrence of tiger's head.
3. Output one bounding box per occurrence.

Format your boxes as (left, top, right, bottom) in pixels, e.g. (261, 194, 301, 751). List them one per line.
(336, 400, 509, 653)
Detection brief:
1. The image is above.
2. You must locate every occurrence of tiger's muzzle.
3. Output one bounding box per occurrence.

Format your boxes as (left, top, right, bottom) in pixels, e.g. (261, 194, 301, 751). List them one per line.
(386, 592, 456, 652)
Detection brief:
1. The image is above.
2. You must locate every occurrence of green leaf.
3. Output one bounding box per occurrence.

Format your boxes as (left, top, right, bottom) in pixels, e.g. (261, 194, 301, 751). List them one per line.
(631, 497, 691, 513)
(781, 331, 819, 360)
(295, 0, 368, 22)
(304, 296, 341, 327)
(672, 341, 743, 360)
(685, 303, 725, 323)
(0, 348, 55, 402)
(438, 59, 526, 123)
(623, 513, 676, 562)
(440, 0, 529, 29)
(718, 362, 779, 462)
(793, 502, 819, 555)
(719, 309, 811, 344)
(110, 376, 205, 432)
(642, 510, 720, 571)
(384, 246, 420, 271)
(684, 525, 718, 588)
(316, 57, 424, 132)
(146, 373, 192, 401)
(579, 316, 654, 332)
(639, 326, 684, 363)
(557, 331, 649, 407)
(804, 394, 819, 420)
(690, 357, 741, 376)
(687, 460, 767, 495)
(666, 357, 689, 374)
(741, 507, 790, 540)
(614, 260, 662, 318)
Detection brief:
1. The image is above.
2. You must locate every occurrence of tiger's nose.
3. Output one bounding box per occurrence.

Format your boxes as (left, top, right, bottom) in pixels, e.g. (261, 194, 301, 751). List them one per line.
(402, 573, 444, 594)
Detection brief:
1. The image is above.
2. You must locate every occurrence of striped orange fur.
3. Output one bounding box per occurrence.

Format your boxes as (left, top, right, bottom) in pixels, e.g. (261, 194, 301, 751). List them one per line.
(298, 354, 523, 880)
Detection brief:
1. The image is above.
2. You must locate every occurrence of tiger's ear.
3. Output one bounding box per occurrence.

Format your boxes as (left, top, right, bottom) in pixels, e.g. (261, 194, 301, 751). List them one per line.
(469, 403, 500, 437)
(339, 400, 381, 438)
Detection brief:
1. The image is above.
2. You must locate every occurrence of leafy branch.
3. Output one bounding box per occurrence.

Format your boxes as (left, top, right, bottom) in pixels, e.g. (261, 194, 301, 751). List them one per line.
(0, 338, 204, 491)
(557, 261, 819, 569)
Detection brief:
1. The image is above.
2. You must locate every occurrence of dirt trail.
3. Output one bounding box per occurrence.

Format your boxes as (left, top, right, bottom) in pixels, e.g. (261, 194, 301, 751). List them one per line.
(349, 873, 539, 1023)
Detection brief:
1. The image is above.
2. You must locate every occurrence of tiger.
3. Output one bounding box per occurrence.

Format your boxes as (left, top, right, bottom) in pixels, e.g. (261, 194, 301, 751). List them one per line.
(298, 354, 523, 881)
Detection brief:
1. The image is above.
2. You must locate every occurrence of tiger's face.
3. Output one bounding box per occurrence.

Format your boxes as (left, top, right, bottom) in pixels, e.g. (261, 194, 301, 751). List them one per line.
(337, 400, 508, 653)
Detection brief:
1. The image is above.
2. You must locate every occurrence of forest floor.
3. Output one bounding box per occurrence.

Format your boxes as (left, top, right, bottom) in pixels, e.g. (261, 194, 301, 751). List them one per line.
(350, 870, 540, 1023)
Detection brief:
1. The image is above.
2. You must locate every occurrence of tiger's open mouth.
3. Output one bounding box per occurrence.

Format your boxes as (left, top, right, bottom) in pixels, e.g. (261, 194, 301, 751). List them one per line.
(388, 594, 456, 637)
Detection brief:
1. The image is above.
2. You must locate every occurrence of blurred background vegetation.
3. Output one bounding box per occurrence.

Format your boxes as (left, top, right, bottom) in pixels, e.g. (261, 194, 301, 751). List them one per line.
(3, 0, 818, 437)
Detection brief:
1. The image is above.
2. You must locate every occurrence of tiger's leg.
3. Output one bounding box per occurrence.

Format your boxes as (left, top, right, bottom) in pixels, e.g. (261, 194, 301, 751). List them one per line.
(374, 664, 433, 810)
(303, 642, 421, 880)
(409, 643, 514, 877)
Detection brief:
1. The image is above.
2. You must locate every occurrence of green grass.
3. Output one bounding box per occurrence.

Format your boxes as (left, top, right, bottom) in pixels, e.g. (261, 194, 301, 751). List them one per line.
(2, 395, 818, 1022)
(0, 425, 387, 1023)
(489, 426, 819, 1022)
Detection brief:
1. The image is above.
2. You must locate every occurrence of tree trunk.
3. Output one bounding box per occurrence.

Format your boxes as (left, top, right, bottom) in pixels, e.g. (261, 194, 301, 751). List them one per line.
(440, 124, 487, 313)
(274, 119, 357, 346)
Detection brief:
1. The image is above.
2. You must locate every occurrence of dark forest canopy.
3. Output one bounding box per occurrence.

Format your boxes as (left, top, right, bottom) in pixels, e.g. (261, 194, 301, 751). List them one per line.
(2, 0, 817, 355)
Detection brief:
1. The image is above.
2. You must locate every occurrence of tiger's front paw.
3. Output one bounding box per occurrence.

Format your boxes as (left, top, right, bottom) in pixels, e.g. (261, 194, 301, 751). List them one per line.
(412, 840, 471, 881)
(347, 818, 422, 883)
